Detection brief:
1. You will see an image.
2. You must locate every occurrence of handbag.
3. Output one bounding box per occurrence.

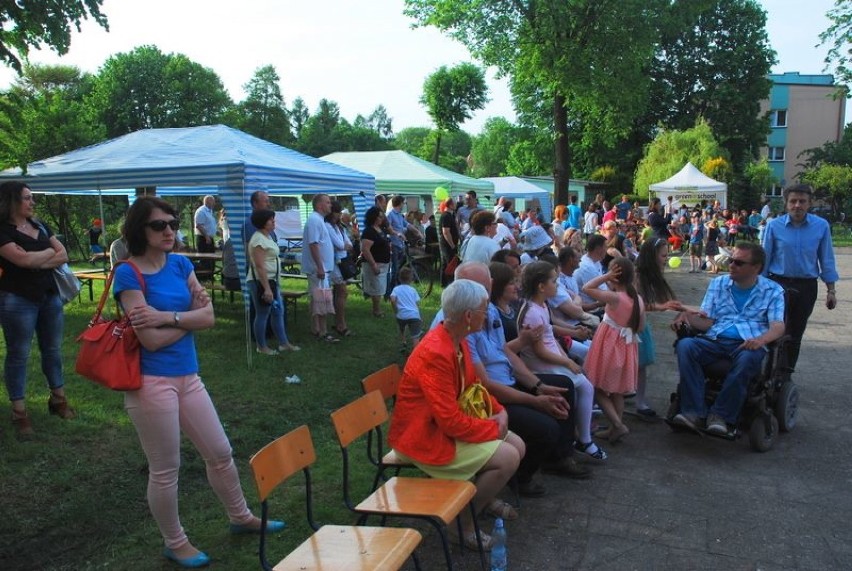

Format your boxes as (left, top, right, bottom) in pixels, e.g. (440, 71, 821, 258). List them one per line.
(310, 276, 335, 315)
(338, 255, 358, 281)
(456, 350, 492, 419)
(75, 261, 145, 391)
(444, 254, 461, 278)
(53, 263, 82, 304)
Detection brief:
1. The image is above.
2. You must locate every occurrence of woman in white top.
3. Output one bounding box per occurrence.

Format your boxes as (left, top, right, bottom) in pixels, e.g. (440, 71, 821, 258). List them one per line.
(325, 201, 354, 337)
(247, 209, 299, 355)
(461, 211, 500, 264)
(583, 203, 598, 239)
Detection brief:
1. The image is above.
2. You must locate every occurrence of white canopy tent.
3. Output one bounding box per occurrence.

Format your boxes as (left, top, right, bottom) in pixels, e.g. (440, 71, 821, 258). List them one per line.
(649, 162, 727, 209)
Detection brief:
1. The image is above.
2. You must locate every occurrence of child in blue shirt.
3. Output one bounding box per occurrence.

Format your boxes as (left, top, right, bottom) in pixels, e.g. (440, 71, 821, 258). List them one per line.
(390, 266, 422, 351)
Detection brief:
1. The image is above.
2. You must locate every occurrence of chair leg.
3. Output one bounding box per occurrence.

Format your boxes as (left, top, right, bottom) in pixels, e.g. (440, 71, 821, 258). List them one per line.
(411, 550, 422, 571)
(436, 523, 455, 571)
(469, 503, 487, 571)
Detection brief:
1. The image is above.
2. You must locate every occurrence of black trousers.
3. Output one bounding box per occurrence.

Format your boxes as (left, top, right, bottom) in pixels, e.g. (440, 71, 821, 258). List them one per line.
(769, 275, 818, 371)
(505, 374, 576, 483)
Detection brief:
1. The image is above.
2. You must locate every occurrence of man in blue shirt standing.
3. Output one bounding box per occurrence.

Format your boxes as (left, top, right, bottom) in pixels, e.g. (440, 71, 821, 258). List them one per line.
(672, 242, 785, 434)
(386, 195, 422, 296)
(615, 194, 632, 222)
(566, 195, 583, 231)
(762, 184, 838, 371)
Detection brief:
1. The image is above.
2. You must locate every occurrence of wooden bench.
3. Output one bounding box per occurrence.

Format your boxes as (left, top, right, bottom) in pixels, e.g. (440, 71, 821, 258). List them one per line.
(281, 290, 308, 323)
(73, 270, 108, 301)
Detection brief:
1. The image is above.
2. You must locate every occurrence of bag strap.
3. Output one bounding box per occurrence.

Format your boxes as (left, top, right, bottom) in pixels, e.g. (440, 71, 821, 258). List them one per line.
(90, 260, 145, 326)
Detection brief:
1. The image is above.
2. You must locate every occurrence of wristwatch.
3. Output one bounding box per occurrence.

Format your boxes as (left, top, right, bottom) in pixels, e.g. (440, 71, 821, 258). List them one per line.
(173, 312, 181, 326)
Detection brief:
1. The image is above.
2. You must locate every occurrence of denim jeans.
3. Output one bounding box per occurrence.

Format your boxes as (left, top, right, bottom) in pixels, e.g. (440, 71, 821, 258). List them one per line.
(0, 291, 65, 402)
(676, 336, 766, 423)
(387, 243, 405, 297)
(247, 280, 289, 349)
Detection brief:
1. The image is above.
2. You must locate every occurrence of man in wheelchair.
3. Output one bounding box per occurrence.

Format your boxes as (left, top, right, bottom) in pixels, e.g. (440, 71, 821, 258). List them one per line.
(671, 242, 785, 435)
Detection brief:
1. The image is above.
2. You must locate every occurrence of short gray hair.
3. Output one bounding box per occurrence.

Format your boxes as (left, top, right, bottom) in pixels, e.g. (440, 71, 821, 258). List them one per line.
(441, 279, 488, 322)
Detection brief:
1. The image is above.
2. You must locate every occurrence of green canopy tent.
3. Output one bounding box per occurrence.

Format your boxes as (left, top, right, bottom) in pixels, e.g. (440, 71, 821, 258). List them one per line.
(321, 150, 494, 214)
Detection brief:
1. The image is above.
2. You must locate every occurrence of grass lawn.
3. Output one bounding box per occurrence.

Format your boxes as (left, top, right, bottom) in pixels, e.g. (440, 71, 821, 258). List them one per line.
(0, 273, 443, 570)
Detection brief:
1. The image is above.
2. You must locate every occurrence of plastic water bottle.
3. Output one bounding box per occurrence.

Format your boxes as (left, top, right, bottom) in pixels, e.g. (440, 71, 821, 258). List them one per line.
(490, 517, 507, 571)
(271, 299, 281, 310)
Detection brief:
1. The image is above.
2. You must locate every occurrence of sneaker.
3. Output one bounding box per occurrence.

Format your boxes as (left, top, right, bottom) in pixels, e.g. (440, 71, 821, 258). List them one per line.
(541, 457, 592, 479)
(592, 404, 604, 417)
(672, 413, 699, 430)
(574, 441, 607, 462)
(706, 414, 728, 435)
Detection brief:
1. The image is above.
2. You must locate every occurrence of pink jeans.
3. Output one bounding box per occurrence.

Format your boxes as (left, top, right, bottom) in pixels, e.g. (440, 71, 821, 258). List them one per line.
(125, 374, 253, 549)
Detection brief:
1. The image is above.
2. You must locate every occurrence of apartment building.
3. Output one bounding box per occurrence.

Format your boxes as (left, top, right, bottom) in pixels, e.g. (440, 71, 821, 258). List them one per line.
(760, 72, 846, 195)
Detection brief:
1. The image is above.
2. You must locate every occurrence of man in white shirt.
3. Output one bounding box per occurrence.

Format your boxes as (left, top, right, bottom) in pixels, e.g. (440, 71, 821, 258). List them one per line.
(193, 195, 217, 271)
(302, 194, 337, 342)
(573, 234, 608, 309)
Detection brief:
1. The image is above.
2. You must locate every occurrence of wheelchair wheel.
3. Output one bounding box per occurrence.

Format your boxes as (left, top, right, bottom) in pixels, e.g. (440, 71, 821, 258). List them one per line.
(748, 414, 778, 452)
(774, 382, 799, 433)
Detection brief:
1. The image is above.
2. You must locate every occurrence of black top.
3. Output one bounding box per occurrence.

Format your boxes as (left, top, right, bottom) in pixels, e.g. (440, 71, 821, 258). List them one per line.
(0, 219, 57, 301)
(647, 211, 669, 240)
(88, 226, 102, 246)
(708, 227, 720, 242)
(439, 211, 459, 253)
(361, 226, 391, 264)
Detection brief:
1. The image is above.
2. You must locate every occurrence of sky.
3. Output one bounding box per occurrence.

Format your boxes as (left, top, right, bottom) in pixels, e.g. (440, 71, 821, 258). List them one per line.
(0, 0, 845, 134)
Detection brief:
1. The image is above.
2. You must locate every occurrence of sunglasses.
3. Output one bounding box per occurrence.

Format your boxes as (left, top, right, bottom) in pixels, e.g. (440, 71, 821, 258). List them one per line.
(146, 219, 180, 232)
(729, 259, 754, 267)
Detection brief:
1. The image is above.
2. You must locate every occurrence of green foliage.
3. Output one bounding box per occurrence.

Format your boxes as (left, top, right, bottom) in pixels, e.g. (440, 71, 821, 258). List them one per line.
(231, 65, 292, 146)
(406, 0, 666, 202)
(634, 120, 728, 197)
(590, 166, 617, 184)
(802, 163, 852, 212)
(505, 133, 552, 177)
(0, 0, 108, 72)
(819, 0, 852, 89)
(0, 64, 104, 169)
(393, 126, 432, 156)
(470, 116, 520, 177)
(702, 157, 733, 184)
(91, 45, 232, 137)
(743, 158, 777, 206)
(646, 0, 775, 170)
(289, 97, 310, 140)
(295, 99, 393, 157)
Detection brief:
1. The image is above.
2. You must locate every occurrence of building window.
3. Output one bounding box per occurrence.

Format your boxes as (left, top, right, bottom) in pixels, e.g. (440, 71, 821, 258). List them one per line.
(768, 147, 785, 161)
(768, 184, 783, 197)
(770, 109, 787, 128)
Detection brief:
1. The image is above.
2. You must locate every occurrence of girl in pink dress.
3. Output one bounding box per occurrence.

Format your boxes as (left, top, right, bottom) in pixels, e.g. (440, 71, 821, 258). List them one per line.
(582, 257, 645, 443)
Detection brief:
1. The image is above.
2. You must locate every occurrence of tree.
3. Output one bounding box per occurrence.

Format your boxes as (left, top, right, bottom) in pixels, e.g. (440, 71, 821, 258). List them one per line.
(366, 104, 394, 138)
(405, 0, 665, 204)
(819, 0, 852, 89)
(633, 120, 728, 198)
(233, 65, 292, 146)
(800, 122, 852, 168)
(0, 0, 108, 73)
(802, 163, 852, 214)
(645, 0, 776, 172)
(0, 64, 104, 169)
(420, 62, 488, 163)
(469, 117, 519, 177)
(290, 97, 310, 140)
(394, 127, 432, 156)
(90, 45, 232, 137)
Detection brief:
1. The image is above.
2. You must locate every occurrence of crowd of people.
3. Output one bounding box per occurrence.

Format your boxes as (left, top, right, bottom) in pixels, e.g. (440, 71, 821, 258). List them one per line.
(0, 179, 839, 566)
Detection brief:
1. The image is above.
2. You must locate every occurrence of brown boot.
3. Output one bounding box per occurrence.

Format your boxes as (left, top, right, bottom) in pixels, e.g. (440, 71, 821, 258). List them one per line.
(12, 409, 35, 439)
(48, 395, 76, 420)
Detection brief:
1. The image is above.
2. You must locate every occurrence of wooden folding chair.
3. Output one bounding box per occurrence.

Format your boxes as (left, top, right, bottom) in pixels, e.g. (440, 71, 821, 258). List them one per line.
(361, 364, 415, 489)
(330, 391, 487, 571)
(249, 424, 422, 571)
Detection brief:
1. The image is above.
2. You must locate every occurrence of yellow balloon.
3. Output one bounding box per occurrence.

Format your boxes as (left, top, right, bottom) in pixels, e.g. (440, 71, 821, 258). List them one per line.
(668, 256, 682, 269)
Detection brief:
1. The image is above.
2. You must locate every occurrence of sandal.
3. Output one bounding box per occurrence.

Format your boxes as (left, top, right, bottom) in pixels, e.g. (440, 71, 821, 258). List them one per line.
(333, 327, 353, 337)
(486, 499, 519, 520)
(455, 530, 493, 552)
(315, 333, 339, 343)
(608, 424, 630, 444)
(278, 344, 302, 352)
(574, 441, 608, 462)
(256, 347, 279, 355)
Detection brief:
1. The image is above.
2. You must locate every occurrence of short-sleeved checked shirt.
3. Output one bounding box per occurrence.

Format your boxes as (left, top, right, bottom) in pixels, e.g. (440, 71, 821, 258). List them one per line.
(700, 275, 785, 342)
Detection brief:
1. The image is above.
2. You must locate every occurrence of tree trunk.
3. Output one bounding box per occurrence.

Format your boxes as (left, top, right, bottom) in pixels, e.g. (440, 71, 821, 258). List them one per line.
(432, 130, 443, 165)
(553, 93, 571, 205)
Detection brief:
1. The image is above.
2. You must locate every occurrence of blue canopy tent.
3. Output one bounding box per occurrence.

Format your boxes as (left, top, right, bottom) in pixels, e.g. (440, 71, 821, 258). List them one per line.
(0, 125, 376, 364)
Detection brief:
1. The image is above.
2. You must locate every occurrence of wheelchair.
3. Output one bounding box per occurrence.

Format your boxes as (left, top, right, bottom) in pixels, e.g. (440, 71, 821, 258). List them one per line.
(665, 324, 799, 452)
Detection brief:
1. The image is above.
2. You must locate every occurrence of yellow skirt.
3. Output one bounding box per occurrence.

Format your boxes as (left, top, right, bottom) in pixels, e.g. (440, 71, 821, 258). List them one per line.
(395, 439, 501, 481)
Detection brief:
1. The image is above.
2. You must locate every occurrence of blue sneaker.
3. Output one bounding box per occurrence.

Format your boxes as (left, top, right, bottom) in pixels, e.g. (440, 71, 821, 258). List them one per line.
(229, 520, 286, 535)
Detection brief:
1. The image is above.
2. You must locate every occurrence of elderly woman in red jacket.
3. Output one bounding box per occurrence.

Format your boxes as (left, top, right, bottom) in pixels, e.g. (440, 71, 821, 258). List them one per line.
(389, 278, 525, 551)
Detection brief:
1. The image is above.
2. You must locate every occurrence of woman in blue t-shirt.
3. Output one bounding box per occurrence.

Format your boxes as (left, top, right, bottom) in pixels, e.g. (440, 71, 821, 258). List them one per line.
(114, 197, 283, 568)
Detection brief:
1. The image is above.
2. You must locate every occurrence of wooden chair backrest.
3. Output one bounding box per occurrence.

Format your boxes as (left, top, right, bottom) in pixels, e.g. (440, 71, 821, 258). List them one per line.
(330, 390, 389, 449)
(250, 424, 316, 502)
(361, 364, 402, 400)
